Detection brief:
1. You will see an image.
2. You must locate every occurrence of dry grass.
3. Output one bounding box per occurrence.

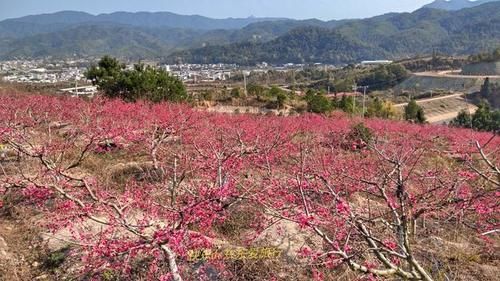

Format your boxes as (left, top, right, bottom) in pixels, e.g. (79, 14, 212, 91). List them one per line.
(416, 223, 500, 281)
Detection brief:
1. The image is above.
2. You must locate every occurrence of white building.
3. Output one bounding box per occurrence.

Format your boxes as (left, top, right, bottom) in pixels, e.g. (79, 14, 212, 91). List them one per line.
(361, 60, 393, 66)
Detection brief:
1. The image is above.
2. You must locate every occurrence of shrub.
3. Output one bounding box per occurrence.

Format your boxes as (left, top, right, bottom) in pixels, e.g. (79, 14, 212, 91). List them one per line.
(86, 56, 187, 103)
(43, 247, 71, 270)
(404, 99, 426, 123)
(306, 91, 333, 113)
(451, 101, 500, 132)
(342, 122, 373, 150)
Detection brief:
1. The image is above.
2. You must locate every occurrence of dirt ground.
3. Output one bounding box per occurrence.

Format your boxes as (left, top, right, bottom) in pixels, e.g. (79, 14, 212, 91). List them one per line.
(0, 212, 47, 281)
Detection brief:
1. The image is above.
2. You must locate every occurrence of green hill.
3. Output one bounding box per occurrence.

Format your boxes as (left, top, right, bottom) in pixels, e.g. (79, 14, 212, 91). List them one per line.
(167, 2, 500, 65)
(0, 10, 282, 38)
(1, 25, 173, 60)
(423, 0, 499, 11)
(1, 2, 499, 62)
(168, 26, 382, 65)
(0, 18, 347, 60)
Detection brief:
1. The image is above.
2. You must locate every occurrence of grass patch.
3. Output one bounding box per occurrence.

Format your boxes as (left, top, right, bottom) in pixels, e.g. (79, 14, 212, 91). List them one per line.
(43, 246, 71, 270)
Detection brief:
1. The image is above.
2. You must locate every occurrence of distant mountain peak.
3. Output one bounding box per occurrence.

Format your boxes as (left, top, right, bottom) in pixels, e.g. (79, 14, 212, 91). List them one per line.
(1, 10, 283, 31)
(423, 0, 500, 11)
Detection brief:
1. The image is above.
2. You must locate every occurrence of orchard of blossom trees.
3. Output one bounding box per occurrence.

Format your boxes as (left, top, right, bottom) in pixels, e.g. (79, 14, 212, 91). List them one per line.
(0, 92, 498, 280)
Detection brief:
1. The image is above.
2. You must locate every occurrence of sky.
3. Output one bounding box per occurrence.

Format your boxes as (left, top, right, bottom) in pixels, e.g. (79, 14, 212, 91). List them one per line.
(0, 0, 436, 21)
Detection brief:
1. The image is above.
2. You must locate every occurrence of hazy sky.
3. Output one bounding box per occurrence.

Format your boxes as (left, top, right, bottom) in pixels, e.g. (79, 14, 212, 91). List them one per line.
(0, 0, 436, 21)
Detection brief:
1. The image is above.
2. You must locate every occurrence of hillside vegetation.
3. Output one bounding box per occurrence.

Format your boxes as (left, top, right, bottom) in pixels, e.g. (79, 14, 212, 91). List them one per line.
(423, 0, 500, 11)
(0, 11, 281, 36)
(1, 2, 499, 62)
(468, 48, 500, 64)
(168, 2, 500, 65)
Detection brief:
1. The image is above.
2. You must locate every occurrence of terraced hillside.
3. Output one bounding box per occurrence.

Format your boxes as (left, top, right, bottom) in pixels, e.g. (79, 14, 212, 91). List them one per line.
(462, 62, 500, 76)
(396, 71, 500, 94)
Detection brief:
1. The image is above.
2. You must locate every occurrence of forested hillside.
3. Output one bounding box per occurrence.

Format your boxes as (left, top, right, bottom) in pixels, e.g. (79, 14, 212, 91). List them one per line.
(168, 2, 500, 65)
(1, 2, 499, 62)
(0, 18, 344, 59)
(423, 0, 499, 11)
(168, 26, 382, 65)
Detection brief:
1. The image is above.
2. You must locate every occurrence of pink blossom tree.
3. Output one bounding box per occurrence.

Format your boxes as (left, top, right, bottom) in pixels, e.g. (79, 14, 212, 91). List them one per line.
(0, 94, 498, 281)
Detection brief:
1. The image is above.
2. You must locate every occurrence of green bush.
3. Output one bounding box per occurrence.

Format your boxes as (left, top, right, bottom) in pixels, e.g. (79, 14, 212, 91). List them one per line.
(231, 87, 241, 98)
(451, 101, 500, 132)
(339, 95, 357, 114)
(366, 98, 398, 119)
(306, 91, 333, 113)
(86, 56, 187, 103)
(349, 123, 374, 144)
(43, 247, 70, 269)
(404, 99, 426, 124)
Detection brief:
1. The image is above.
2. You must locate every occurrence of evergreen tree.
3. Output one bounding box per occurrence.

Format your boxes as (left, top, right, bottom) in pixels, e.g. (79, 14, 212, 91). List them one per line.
(472, 102, 499, 132)
(339, 95, 356, 114)
(451, 101, 500, 132)
(86, 56, 187, 103)
(416, 107, 426, 124)
(404, 99, 426, 124)
(366, 98, 398, 119)
(366, 98, 384, 118)
(450, 110, 472, 128)
(480, 78, 491, 96)
(276, 91, 288, 109)
(230, 87, 241, 98)
(306, 92, 333, 114)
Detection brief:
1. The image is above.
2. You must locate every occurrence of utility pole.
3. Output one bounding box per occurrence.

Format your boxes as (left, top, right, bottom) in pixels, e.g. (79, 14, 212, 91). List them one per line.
(244, 73, 247, 97)
(352, 84, 357, 113)
(243, 70, 250, 98)
(353, 84, 368, 118)
(361, 86, 368, 118)
(74, 74, 79, 97)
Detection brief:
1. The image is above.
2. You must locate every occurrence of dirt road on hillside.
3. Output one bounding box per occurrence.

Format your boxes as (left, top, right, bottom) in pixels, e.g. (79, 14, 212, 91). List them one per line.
(414, 70, 500, 79)
(396, 94, 477, 124)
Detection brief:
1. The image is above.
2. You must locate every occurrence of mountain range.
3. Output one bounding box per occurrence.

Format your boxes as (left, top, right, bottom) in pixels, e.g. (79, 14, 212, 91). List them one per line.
(167, 2, 500, 65)
(0, 11, 346, 60)
(423, 0, 499, 11)
(0, 11, 283, 38)
(0, 1, 499, 64)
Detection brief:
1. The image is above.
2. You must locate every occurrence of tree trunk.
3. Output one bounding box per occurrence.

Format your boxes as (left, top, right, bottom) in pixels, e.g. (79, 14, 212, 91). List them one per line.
(161, 245, 183, 281)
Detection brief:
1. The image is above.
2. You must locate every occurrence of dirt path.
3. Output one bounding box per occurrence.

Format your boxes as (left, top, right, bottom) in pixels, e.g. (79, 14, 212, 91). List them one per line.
(413, 70, 500, 79)
(395, 94, 477, 124)
(426, 108, 477, 124)
(394, 93, 465, 108)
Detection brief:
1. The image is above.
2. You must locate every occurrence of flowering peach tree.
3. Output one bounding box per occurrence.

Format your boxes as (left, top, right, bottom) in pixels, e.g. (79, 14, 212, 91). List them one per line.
(0, 94, 498, 281)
